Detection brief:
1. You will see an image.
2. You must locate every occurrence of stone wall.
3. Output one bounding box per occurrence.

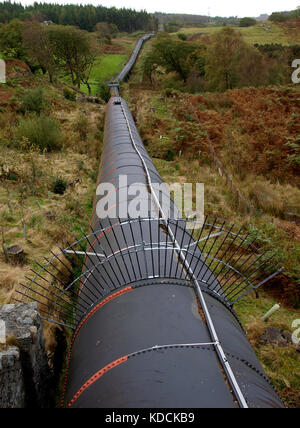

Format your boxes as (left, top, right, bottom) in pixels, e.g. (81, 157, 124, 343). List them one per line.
(0, 303, 52, 408)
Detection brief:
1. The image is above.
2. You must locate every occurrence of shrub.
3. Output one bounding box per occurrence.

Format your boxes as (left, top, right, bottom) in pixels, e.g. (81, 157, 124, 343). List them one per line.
(178, 33, 187, 41)
(98, 83, 111, 103)
(74, 113, 90, 140)
(239, 17, 257, 27)
(16, 115, 62, 151)
(165, 149, 175, 161)
(63, 87, 76, 101)
(245, 180, 285, 218)
(103, 34, 112, 44)
(163, 87, 181, 97)
(20, 88, 46, 114)
(164, 22, 182, 33)
(162, 76, 185, 92)
(52, 177, 68, 195)
(269, 12, 290, 22)
(7, 172, 17, 181)
(205, 27, 269, 91)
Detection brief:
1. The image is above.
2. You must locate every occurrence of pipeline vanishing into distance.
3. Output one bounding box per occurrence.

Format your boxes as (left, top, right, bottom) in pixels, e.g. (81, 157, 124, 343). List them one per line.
(15, 33, 285, 408)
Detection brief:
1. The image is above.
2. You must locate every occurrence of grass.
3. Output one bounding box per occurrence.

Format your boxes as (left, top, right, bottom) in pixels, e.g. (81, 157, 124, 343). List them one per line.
(80, 54, 128, 96)
(71, 34, 142, 96)
(174, 22, 300, 45)
(78, 34, 144, 95)
(235, 292, 300, 407)
(0, 70, 106, 365)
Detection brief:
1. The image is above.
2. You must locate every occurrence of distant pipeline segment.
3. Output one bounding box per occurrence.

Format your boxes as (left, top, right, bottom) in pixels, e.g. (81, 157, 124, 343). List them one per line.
(108, 33, 154, 95)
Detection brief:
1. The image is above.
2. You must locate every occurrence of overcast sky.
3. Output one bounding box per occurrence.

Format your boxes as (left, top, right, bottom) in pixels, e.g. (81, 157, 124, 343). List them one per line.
(17, 1, 299, 18)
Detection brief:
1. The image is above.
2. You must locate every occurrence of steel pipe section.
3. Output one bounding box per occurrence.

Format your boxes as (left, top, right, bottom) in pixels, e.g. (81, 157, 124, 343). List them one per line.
(63, 36, 284, 409)
(64, 97, 284, 408)
(116, 34, 154, 82)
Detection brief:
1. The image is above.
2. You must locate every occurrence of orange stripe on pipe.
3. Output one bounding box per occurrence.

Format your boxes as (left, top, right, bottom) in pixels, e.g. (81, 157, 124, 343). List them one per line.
(104, 152, 118, 164)
(101, 158, 116, 172)
(61, 286, 133, 408)
(100, 168, 116, 181)
(76, 287, 133, 338)
(90, 221, 120, 248)
(102, 154, 118, 170)
(68, 356, 128, 408)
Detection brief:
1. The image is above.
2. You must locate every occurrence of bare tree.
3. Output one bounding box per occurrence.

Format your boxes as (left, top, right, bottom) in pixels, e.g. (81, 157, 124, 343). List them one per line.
(23, 21, 57, 83)
(79, 36, 102, 95)
(49, 26, 100, 90)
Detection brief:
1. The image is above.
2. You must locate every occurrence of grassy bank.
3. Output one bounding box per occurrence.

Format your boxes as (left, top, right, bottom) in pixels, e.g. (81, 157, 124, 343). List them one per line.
(80, 53, 127, 95)
(174, 23, 299, 45)
(0, 71, 106, 350)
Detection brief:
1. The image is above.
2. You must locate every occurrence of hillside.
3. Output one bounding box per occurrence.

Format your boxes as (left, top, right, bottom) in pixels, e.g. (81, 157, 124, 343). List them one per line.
(0, 29, 145, 346)
(0, 16, 299, 407)
(173, 22, 300, 44)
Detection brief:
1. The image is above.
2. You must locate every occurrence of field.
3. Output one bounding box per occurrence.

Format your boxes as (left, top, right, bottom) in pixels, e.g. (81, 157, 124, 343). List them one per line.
(64, 34, 141, 95)
(80, 53, 128, 95)
(174, 22, 300, 45)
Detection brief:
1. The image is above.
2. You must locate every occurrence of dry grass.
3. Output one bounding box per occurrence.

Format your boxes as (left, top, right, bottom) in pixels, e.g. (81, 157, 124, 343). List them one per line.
(243, 179, 284, 217)
(235, 293, 300, 407)
(238, 176, 300, 220)
(128, 85, 300, 406)
(0, 73, 105, 357)
(173, 23, 300, 45)
(0, 265, 30, 305)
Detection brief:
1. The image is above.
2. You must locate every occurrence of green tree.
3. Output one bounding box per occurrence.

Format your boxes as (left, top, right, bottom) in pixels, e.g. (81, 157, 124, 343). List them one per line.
(290, 8, 300, 18)
(205, 27, 267, 91)
(269, 12, 290, 22)
(143, 36, 198, 82)
(94, 22, 118, 38)
(239, 17, 257, 27)
(78, 35, 101, 95)
(49, 25, 99, 91)
(0, 19, 26, 59)
(187, 45, 207, 77)
(0, 2, 156, 33)
(177, 33, 187, 41)
(164, 21, 182, 33)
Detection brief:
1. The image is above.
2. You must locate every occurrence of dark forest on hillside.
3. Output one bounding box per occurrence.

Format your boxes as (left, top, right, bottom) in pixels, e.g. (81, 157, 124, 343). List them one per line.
(0, 1, 158, 32)
(154, 12, 240, 26)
